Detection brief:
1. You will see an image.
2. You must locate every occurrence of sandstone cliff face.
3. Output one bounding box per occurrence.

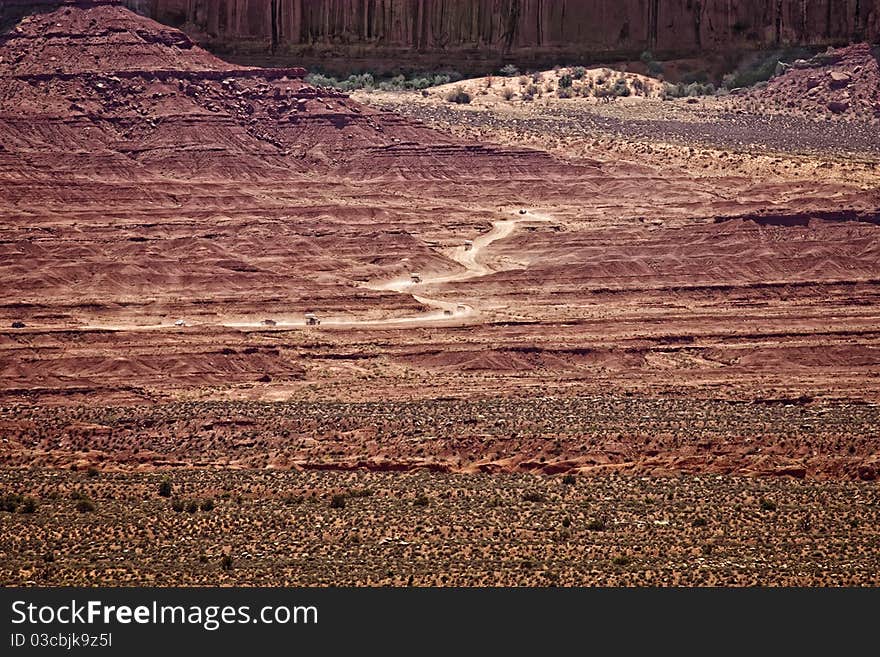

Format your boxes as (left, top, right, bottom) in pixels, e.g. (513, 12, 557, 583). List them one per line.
(137, 1, 879, 68)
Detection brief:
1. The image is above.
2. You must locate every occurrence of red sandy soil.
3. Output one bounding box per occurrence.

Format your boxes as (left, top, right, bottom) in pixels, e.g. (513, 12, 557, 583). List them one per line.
(0, 3, 879, 481)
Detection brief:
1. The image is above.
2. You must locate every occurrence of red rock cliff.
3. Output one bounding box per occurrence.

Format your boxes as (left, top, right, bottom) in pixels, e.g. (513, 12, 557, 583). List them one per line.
(6, 1, 879, 72)
(143, 1, 878, 58)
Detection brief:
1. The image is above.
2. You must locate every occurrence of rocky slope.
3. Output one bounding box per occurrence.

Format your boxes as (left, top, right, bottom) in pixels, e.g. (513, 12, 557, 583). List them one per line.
(733, 42, 880, 121)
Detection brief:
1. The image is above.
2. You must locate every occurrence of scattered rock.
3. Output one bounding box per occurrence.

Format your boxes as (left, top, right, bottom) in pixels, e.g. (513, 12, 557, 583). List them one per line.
(828, 71, 852, 89)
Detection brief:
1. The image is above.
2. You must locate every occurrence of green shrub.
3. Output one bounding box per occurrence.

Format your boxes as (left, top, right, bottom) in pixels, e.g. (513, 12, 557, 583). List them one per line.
(558, 73, 573, 89)
(500, 64, 520, 77)
(571, 66, 586, 80)
(612, 79, 631, 97)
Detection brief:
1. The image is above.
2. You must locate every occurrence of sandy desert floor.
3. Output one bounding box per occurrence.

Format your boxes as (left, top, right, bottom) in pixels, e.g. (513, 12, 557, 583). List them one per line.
(0, 4, 878, 586)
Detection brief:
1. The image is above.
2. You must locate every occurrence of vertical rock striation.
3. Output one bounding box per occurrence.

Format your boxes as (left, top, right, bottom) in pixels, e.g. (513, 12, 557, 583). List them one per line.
(134, 1, 879, 64)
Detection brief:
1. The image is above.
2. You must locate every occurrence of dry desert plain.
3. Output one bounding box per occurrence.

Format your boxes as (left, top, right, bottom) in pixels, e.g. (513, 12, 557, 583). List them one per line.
(1, 3, 879, 586)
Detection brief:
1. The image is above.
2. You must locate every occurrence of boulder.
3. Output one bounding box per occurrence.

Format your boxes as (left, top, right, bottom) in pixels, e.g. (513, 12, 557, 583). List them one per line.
(828, 71, 851, 89)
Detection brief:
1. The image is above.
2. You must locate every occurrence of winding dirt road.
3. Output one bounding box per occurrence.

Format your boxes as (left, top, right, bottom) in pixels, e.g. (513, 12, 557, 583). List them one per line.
(81, 210, 552, 332)
(321, 209, 553, 327)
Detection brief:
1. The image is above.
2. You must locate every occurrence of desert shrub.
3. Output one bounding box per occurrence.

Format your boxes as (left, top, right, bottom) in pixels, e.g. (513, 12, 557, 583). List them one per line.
(305, 72, 338, 89)
(687, 82, 715, 96)
(86, 466, 100, 478)
(571, 66, 586, 80)
(407, 77, 432, 90)
(586, 518, 607, 531)
(306, 71, 456, 92)
(338, 73, 375, 91)
(759, 498, 777, 512)
(595, 86, 616, 102)
(522, 491, 546, 503)
(612, 79, 631, 97)
(413, 494, 430, 507)
(199, 498, 215, 512)
(562, 474, 576, 486)
(158, 478, 172, 498)
(663, 82, 714, 98)
(501, 87, 515, 101)
(220, 554, 233, 571)
(692, 516, 708, 527)
(561, 517, 572, 528)
(445, 86, 472, 104)
(330, 494, 347, 509)
(558, 73, 573, 88)
(18, 496, 37, 514)
(612, 555, 632, 566)
(521, 84, 539, 101)
(185, 499, 198, 514)
(75, 498, 96, 513)
(349, 488, 372, 498)
(283, 494, 303, 506)
(500, 64, 520, 77)
(557, 87, 574, 99)
(1, 493, 24, 512)
(171, 498, 184, 512)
